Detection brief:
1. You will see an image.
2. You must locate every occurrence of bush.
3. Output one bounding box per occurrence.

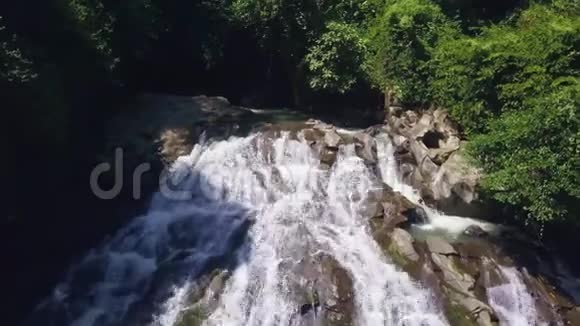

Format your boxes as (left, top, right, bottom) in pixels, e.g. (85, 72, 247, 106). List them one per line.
(305, 22, 368, 93)
(0, 17, 36, 84)
(469, 81, 580, 222)
(367, 0, 459, 103)
(433, 3, 580, 133)
(432, 3, 580, 223)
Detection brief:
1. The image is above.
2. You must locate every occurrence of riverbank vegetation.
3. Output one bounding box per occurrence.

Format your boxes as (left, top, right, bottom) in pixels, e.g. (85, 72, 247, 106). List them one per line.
(1, 0, 578, 226)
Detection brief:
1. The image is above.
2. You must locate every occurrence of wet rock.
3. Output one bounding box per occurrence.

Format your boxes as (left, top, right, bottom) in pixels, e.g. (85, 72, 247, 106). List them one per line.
(448, 292, 495, 326)
(203, 270, 230, 310)
(426, 237, 458, 256)
(392, 134, 410, 150)
(433, 108, 460, 139)
(320, 148, 338, 166)
(406, 206, 429, 225)
(399, 163, 416, 178)
(428, 146, 457, 165)
(432, 253, 475, 296)
(564, 306, 580, 326)
(324, 129, 343, 149)
(300, 128, 324, 145)
(370, 183, 430, 229)
(177, 306, 208, 326)
(444, 301, 480, 326)
(393, 135, 412, 164)
(309, 119, 334, 131)
(410, 140, 439, 183)
(516, 268, 570, 325)
(432, 152, 481, 211)
(463, 225, 488, 238)
(159, 128, 194, 163)
(353, 132, 377, 164)
(396, 151, 416, 165)
(389, 228, 420, 263)
(176, 270, 230, 326)
(426, 237, 477, 298)
(100, 94, 258, 202)
(289, 254, 354, 326)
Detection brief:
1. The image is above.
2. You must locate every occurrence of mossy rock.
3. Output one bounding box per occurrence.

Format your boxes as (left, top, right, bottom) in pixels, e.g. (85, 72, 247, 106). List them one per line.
(444, 302, 478, 326)
(177, 305, 208, 326)
(387, 242, 410, 267)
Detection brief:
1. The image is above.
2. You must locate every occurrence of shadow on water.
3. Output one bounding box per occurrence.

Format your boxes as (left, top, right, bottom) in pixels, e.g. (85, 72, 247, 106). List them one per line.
(22, 167, 255, 326)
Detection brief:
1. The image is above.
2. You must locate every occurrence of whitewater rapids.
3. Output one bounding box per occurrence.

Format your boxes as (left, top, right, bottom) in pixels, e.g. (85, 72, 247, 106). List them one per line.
(151, 131, 447, 325)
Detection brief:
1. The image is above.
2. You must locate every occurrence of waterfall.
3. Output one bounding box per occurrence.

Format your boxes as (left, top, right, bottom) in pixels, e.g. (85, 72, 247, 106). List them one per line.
(486, 266, 546, 326)
(30, 130, 450, 326)
(157, 131, 447, 325)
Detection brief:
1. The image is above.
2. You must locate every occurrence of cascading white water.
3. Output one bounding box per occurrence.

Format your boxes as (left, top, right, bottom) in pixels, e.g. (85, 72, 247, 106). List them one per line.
(30, 147, 254, 326)
(152, 131, 447, 325)
(486, 266, 545, 326)
(30, 123, 560, 326)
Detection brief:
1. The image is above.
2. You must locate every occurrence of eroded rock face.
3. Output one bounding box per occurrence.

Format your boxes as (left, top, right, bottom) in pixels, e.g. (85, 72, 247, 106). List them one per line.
(384, 106, 486, 218)
(367, 183, 430, 232)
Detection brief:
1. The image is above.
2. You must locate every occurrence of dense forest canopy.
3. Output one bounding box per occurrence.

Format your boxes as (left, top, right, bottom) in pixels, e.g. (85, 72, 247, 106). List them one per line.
(1, 0, 578, 227)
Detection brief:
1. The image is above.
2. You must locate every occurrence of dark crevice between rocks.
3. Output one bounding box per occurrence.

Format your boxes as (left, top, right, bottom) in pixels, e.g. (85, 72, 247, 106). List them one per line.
(422, 130, 445, 149)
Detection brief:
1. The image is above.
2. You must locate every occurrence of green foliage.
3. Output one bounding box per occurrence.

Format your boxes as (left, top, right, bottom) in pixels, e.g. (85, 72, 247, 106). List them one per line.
(1, 0, 577, 227)
(431, 2, 580, 223)
(431, 36, 495, 133)
(305, 22, 368, 93)
(67, 0, 117, 70)
(433, 3, 580, 133)
(367, 0, 459, 103)
(469, 81, 580, 222)
(229, 0, 321, 61)
(0, 17, 36, 84)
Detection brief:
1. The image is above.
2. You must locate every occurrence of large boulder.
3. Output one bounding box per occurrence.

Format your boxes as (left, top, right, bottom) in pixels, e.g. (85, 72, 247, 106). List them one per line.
(432, 152, 480, 203)
(431, 253, 475, 296)
(432, 151, 487, 217)
(425, 237, 475, 296)
(426, 237, 458, 256)
(368, 183, 429, 230)
(447, 291, 495, 326)
(353, 132, 377, 164)
(463, 225, 488, 238)
(409, 140, 439, 183)
(389, 228, 420, 263)
(323, 129, 343, 149)
(288, 253, 354, 326)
